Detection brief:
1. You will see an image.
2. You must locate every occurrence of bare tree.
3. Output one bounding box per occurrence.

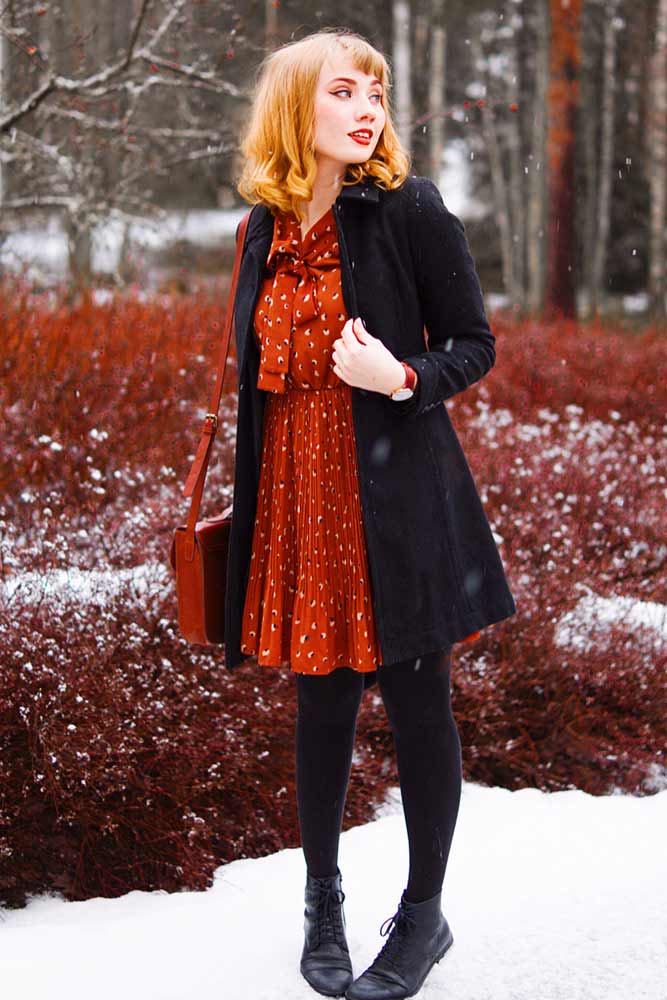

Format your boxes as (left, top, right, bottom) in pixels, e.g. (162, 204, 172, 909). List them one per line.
(0, 0, 251, 289)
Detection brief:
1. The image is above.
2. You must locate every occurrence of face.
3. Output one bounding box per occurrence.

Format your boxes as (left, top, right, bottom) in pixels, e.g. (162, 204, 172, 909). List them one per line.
(312, 51, 387, 169)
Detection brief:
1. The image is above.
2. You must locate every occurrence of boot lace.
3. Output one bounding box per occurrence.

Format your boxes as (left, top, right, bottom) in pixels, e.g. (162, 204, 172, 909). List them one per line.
(310, 877, 347, 949)
(373, 902, 418, 972)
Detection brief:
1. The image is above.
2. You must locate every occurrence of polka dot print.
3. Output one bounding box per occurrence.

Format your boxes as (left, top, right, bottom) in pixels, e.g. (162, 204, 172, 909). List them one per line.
(240, 206, 381, 676)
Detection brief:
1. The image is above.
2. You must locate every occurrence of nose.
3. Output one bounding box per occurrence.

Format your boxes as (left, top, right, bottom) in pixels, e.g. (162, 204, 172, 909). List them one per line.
(355, 100, 377, 122)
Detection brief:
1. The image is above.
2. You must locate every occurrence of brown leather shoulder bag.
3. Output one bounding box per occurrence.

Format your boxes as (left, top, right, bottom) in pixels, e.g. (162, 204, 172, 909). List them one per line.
(169, 209, 252, 644)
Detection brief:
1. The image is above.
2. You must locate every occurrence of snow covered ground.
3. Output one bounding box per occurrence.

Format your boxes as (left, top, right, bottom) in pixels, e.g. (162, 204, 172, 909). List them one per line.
(1, 781, 665, 1000)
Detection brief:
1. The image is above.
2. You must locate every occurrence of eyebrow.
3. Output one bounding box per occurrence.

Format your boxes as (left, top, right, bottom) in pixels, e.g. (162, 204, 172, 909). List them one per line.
(329, 76, 383, 88)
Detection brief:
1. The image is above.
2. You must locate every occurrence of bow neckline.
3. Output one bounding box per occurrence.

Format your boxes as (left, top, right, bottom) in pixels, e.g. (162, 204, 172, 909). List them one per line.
(256, 207, 341, 394)
(267, 205, 337, 268)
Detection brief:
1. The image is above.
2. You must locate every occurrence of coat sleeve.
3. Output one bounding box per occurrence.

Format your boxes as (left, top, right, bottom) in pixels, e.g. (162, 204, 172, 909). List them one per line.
(388, 177, 496, 419)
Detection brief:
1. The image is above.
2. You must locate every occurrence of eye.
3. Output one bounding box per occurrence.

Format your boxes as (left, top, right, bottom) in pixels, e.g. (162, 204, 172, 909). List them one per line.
(332, 88, 383, 103)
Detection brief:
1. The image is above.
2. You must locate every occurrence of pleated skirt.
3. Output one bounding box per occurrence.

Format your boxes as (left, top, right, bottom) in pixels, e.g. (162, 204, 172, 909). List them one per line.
(240, 382, 382, 675)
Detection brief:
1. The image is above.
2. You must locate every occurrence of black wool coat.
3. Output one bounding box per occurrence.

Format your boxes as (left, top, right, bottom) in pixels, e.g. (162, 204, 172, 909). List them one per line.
(223, 173, 517, 688)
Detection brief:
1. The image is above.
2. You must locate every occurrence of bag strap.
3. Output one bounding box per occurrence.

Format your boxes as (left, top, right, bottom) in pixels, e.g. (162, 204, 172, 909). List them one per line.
(180, 208, 252, 559)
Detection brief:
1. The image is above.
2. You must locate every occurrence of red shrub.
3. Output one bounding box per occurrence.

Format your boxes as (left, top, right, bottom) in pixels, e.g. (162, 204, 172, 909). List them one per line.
(1, 277, 665, 910)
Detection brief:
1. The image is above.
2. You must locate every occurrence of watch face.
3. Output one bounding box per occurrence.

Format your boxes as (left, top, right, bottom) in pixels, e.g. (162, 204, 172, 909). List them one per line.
(391, 387, 414, 401)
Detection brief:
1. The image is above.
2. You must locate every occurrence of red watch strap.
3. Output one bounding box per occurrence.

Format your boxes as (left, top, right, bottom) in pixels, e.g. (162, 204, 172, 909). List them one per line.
(401, 362, 417, 391)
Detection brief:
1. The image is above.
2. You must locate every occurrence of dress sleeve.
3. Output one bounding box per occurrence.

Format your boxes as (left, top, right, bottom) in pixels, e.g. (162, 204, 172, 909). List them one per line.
(388, 177, 496, 420)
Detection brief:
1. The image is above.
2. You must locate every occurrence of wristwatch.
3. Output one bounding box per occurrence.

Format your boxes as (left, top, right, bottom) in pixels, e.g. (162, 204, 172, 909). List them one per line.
(389, 362, 418, 401)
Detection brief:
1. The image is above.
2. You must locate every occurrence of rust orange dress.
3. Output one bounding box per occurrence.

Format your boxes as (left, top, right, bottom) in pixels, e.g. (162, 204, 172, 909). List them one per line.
(239, 205, 480, 677)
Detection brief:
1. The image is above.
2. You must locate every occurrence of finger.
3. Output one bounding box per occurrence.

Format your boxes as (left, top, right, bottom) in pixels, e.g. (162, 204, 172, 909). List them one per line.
(331, 334, 346, 364)
(339, 319, 358, 351)
(352, 316, 369, 342)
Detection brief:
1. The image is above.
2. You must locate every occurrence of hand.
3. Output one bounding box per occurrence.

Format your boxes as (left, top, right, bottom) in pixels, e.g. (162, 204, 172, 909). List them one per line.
(331, 317, 406, 396)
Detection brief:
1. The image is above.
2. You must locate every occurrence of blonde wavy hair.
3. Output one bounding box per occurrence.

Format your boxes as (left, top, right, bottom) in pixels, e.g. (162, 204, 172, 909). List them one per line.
(236, 28, 411, 220)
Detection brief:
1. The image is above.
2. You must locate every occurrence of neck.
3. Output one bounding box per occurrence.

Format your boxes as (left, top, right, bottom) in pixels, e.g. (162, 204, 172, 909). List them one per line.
(311, 157, 347, 201)
(297, 157, 348, 226)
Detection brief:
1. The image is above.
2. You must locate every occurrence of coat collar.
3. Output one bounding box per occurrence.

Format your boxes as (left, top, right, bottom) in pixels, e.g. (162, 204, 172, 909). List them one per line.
(338, 175, 380, 202)
(245, 175, 380, 243)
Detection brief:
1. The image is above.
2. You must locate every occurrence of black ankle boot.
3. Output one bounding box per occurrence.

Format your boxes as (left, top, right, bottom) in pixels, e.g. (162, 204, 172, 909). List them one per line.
(344, 888, 453, 1000)
(300, 867, 354, 997)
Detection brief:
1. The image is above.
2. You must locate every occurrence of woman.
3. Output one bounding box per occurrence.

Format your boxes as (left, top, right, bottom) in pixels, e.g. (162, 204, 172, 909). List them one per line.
(225, 28, 516, 1000)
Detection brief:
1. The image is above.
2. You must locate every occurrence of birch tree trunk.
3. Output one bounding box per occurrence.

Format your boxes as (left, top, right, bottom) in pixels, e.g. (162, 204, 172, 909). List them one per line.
(48, 0, 95, 286)
(506, 0, 525, 307)
(471, 34, 514, 305)
(647, 0, 667, 322)
(527, 0, 549, 315)
(428, 0, 447, 183)
(393, 0, 412, 156)
(590, 0, 619, 319)
(580, 1, 599, 320)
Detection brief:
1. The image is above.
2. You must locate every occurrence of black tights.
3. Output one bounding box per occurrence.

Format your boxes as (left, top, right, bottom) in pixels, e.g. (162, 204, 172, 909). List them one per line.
(294, 648, 462, 904)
